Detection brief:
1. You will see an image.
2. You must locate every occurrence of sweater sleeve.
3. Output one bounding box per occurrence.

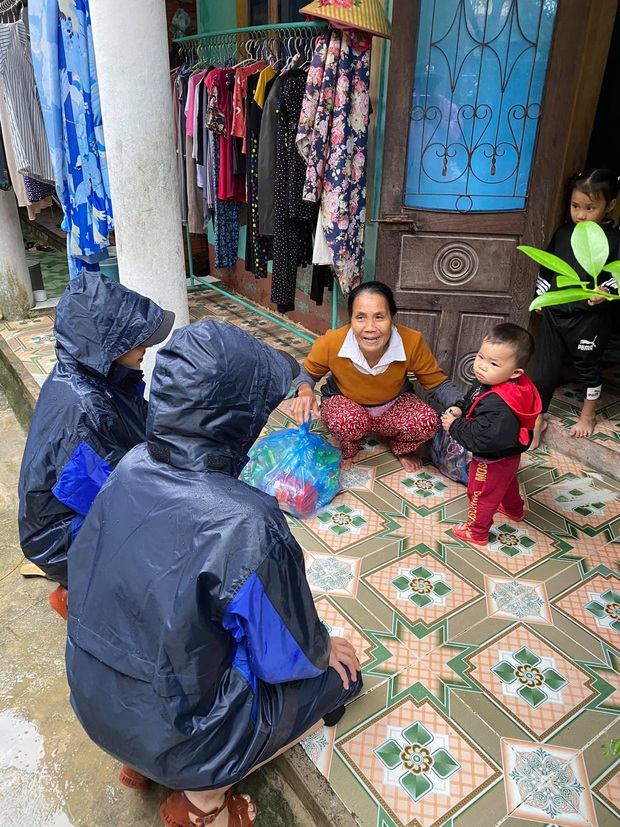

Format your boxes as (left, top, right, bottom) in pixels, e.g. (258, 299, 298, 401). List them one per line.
(449, 396, 520, 455)
(408, 333, 449, 391)
(303, 334, 331, 381)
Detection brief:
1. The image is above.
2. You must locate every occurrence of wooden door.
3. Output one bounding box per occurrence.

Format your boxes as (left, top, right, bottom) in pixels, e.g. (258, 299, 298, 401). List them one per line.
(377, 0, 617, 390)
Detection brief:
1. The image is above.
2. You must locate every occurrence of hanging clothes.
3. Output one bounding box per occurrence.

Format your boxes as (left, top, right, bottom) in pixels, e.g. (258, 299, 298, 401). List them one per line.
(0, 122, 9, 190)
(206, 68, 245, 203)
(271, 69, 317, 312)
(29, 0, 114, 278)
(174, 68, 191, 225)
(0, 74, 53, 216)
(297, 29, 371, 296)
(257, 75, 281, 237)
(232, 60, 266, 154)
(0, 12, 54, 185)
(245, 72, 275, 280)
(209, 130, 240, 268)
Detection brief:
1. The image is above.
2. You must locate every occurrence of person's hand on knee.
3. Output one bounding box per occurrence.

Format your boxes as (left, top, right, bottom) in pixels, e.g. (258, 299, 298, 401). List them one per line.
(329, 636, 361, 689)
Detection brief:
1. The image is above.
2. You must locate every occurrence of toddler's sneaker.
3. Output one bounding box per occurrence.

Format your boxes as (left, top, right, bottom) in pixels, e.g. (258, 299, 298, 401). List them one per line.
(452, 524, 488, 547)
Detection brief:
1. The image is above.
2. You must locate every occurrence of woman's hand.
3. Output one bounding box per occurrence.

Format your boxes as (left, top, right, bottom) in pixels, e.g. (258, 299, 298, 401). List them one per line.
(440, 406, 461, 431)
(329, 636, 361, 690)
(290, 386, 320, 424)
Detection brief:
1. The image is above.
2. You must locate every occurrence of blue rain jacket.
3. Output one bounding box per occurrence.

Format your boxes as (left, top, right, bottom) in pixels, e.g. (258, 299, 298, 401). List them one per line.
(66, 321, 361, 791)
(18, 274, 166, 586)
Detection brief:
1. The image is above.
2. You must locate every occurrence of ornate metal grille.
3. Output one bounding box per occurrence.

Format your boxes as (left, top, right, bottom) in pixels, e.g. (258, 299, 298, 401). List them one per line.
(404, 0, 558, 212)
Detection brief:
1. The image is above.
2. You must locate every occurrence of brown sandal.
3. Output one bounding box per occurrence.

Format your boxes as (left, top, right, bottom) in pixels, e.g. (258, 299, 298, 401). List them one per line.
(118, 764, 152, 789)
(159, 789, 256, 827)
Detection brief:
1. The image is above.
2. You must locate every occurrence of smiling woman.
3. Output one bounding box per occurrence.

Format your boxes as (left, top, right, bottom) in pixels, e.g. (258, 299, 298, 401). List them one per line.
(290, 281, 464, 470)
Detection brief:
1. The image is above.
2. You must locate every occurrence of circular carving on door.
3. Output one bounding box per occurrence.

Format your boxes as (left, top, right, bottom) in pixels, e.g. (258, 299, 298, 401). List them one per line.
(433, 243, 479, 286)
(456, 353, 477, 386)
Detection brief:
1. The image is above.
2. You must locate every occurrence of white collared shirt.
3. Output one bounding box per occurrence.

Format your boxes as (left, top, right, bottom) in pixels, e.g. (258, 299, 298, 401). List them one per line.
(338, 327, 407, 376)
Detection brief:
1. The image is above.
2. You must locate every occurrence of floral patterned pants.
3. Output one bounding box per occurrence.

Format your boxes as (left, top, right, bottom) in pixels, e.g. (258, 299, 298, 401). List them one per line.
(320, 393, 440, 460)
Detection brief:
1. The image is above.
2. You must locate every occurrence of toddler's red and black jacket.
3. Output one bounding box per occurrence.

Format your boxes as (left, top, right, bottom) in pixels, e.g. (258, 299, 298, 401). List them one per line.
(449, 375, 542, 460)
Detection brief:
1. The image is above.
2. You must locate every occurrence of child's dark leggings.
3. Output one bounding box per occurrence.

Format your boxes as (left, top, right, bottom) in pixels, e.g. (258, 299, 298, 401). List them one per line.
(465, 455, 523, 541)
(535, 307, 612, 412)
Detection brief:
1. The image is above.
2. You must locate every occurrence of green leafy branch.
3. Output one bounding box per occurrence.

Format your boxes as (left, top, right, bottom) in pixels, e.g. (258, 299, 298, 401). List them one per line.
(603, 738, 620, 757)
(518, 221, 620, 311)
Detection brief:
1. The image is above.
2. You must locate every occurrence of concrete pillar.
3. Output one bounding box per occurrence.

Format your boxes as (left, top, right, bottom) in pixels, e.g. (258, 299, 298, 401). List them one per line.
(0, 189, 33, 321)
(89, 0, 189, 381)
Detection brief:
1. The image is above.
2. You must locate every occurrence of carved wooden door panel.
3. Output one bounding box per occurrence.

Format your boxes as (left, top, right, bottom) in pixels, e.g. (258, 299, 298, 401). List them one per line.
(376, 0, 616, 390)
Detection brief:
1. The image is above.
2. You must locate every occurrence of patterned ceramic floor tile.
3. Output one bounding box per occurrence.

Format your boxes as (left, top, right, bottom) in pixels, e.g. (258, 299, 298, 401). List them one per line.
(484, 575, 553, 625)
(301, 723, 337, 779)
(375, 466, 465, 516)
(0, 316, 58, 385)
(463, 624, 598, 740)
(501, 738, 597, 826)
(313, 595, 376, 669)
(531, 473, 620, 531)
(553, 572, 620, 653)
(362, 547, 483, 633)
(305, 551, 361, 598)
(564, 542, 620, 575)
(448, 518, 571, 578)
(305, 492, 390, 553)
(592, 759, 620, 820)
(340, 464, 377, 491)
(338, 696, 501, 827)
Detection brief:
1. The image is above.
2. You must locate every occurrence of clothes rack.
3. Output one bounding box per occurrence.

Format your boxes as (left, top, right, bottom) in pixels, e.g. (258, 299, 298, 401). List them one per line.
(174, 21, 339, 334)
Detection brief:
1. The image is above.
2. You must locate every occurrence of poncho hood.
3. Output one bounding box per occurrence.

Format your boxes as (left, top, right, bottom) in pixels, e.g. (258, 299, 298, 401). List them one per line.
(146, 320, 295, 474)
(54, 274, 166, 378)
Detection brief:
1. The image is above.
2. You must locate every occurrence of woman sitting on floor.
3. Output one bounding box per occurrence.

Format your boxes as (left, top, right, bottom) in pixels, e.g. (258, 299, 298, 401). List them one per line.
(291, 281, 463, 470)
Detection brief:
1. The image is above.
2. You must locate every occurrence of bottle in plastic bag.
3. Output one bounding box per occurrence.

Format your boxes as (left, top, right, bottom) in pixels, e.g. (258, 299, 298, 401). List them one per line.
(241, 420, 342, 518)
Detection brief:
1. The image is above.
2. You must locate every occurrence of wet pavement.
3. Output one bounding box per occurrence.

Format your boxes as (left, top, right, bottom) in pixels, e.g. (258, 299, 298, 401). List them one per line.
(0, 384, 171, 825)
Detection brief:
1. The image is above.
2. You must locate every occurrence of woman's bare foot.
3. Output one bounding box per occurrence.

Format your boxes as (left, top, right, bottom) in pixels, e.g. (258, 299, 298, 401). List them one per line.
(530, 414, 548, 451)
(569, 413, 596, 438)
(340, 458, 354, 471)
(399, 452, 422, 472)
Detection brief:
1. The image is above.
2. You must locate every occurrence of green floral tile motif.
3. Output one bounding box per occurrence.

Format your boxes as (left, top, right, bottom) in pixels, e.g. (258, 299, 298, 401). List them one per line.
(584, 589, 620, 634)
(400, 470, 449, 499)
(549, 475, 618, 518)
(374, 720, 460, 803)
(391, 565, 453, 609)
(487, 523, 537, 558)
(315, 503, 368, 537)
(492, 647, 568, 708)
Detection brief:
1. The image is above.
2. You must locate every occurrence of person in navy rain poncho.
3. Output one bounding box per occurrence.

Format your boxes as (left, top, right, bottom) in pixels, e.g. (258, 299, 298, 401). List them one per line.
(18, 274, 174, 618)
(65, 320, 363, 827)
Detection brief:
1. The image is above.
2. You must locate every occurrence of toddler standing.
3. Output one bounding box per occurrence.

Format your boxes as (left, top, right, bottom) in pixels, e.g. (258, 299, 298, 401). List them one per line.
(441, 324, 541, 546)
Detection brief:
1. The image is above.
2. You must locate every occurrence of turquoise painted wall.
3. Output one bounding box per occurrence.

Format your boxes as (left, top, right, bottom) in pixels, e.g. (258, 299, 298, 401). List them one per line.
(196, 0, 237, 33)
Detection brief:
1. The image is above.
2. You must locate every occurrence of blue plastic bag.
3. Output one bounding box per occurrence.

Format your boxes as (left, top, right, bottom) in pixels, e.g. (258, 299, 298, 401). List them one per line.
(427, 426, 471, 485)
(241, 421, 342, 518)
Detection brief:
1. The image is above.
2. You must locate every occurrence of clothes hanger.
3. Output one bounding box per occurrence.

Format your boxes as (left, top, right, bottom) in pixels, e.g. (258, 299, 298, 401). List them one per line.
(0, 0, 22, 24)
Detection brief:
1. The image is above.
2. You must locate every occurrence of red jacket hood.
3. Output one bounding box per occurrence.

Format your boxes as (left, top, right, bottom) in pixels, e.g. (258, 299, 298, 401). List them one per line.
(466, 375, 542, 446)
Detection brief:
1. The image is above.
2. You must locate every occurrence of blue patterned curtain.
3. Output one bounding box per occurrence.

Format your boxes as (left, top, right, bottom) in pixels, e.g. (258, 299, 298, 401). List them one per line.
(29, 0, 114, 277)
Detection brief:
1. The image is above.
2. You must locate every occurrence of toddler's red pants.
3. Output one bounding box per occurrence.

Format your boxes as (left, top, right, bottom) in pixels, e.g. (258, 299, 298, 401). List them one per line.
(465, 455, 523, 542)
